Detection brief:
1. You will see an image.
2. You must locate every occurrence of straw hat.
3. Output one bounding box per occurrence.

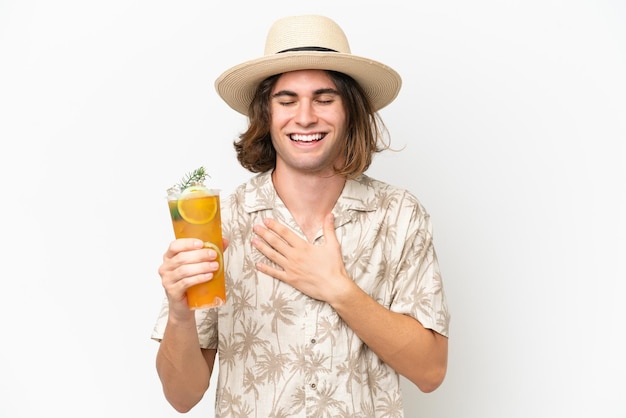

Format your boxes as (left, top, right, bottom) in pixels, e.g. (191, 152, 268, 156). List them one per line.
(214, 15, 402, 116)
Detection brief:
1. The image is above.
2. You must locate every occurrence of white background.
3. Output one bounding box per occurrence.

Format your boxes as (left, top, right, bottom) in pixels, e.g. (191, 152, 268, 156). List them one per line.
(1, 1, 625, 417)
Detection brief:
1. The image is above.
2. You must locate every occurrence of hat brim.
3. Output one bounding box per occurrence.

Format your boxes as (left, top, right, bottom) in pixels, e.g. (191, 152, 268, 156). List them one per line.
(215, 52, 402, 116)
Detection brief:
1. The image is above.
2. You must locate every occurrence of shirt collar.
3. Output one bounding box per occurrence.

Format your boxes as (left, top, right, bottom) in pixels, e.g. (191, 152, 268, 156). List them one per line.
(243, 171, 378, 216)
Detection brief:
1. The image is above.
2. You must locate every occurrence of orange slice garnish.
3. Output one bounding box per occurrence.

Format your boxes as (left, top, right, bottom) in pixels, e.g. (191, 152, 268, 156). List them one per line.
(177, 186, 217, 224)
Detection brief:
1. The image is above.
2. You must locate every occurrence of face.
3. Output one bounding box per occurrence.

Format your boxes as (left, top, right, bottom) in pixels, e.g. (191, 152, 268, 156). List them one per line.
(269, 69, 347, 177)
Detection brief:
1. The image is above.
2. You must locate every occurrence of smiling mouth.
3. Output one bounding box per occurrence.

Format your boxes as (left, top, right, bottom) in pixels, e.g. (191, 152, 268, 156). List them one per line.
(289, 133, 325, 142)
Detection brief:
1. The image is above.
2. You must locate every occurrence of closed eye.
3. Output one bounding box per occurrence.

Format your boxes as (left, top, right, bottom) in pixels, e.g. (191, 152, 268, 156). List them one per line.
(315, 97, 335, 105)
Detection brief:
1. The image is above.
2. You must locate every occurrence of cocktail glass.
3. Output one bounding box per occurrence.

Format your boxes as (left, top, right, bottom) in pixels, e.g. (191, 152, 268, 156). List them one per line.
(166, 183, 226, 309)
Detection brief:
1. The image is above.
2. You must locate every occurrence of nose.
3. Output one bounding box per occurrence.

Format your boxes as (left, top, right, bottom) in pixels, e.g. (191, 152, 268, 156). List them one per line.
(294, 100, 318, 127)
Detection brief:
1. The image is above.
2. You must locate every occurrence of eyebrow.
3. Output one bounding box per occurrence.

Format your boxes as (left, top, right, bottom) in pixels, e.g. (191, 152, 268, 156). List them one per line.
(271, 88, 340, 98)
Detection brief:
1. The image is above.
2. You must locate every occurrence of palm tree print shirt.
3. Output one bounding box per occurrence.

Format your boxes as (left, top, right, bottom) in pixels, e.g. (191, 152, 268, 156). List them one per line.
(152, 171, 450, 417)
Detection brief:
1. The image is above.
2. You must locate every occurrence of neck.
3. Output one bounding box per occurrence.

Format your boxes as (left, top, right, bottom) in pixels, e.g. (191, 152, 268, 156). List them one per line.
(271, 167, 345, 241)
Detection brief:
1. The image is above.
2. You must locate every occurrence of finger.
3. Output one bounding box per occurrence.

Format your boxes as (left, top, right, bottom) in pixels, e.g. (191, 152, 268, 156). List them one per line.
(254, 223, 291, 253)
(161, 260, 216, 302)
(165, 271, 213, 309)
(174, 260, 220, 280)
(159, 243, 220, 286)
(164, 238, 204, 258)
(252, 234, 287, 266)
(255, 260, 286, 280)
(262, 218, 300, 247)
(164, 245, 217, 273)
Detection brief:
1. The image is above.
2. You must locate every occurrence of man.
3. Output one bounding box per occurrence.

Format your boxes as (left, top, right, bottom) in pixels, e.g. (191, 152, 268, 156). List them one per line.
(152, 14, 450, 418)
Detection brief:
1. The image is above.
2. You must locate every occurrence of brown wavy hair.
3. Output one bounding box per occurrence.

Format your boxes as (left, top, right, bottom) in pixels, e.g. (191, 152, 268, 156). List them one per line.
(233, 70, 391, 179)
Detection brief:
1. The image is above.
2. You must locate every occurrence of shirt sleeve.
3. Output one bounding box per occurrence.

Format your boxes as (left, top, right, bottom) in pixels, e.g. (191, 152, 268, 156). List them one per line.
(388, 201, 450, 337)
(150, 298, 220, 349)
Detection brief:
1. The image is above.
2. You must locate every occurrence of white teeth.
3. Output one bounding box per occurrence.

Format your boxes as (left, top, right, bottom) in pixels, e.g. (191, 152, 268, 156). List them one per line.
(290, 133, 323, 142)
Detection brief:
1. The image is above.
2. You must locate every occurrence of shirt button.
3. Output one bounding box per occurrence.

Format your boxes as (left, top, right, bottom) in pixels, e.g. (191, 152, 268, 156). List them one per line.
(310, 338, 316, 344)
(310, 383, 317, 389)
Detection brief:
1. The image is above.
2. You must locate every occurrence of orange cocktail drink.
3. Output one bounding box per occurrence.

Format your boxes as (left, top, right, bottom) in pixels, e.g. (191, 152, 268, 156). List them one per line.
(167, 185, 226, 309)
